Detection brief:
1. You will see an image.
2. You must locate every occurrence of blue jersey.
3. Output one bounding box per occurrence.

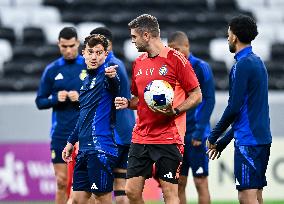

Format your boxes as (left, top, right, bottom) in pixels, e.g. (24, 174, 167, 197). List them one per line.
(186, 54, 215, 141)
(208, 46, 272, 146)
(105, 52, 135, 145)
(67, 61, 120, 156)
(35, 56, 86, 146)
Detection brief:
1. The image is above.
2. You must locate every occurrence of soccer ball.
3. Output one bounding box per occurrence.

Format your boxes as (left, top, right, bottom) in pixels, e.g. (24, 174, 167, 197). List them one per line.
(144, 80, 174, 110)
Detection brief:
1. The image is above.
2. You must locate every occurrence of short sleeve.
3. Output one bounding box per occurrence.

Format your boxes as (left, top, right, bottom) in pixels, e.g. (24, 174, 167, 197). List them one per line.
(172, 50, 199, 92)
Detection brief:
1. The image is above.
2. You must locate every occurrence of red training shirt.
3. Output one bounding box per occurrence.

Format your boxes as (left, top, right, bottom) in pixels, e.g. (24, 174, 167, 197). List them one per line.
(131, 47, 199, 144)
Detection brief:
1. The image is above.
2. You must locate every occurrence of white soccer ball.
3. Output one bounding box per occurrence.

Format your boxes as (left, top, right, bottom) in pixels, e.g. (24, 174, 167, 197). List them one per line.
(144, 80, 174, 110)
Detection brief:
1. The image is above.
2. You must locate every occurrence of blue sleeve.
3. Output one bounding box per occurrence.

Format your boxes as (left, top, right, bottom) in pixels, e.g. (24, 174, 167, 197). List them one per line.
(208, 60, 249, 144)
(192, 63, 215, 141)
(116, 61, 132, 99)
(67, 120, 79, 145)
(35, 67, 58, 109)
(107, 74, 120, 96)
(216, 128, 234, 152)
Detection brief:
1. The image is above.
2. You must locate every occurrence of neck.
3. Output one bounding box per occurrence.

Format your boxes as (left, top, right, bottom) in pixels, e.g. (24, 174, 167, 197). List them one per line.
(235, 43, 250, 54)
(147, 38, 165, 57)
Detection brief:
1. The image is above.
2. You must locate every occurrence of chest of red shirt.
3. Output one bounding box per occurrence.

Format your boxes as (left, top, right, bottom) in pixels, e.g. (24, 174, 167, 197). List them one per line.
(133, 56, 177, 97)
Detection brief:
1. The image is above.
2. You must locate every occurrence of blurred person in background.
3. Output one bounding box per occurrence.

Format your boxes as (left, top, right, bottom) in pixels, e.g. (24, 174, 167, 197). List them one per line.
(62, 34, 119, 204)
(168, 31, 215, 204)
(35, 27, 85, 204)
(90, 27, 135, 204)
(115, 14, 202, 204)
(207, 15, 272, 204)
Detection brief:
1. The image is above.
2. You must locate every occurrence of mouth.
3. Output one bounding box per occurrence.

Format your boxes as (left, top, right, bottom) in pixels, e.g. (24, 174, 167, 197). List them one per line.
(91, 62, 97, 66)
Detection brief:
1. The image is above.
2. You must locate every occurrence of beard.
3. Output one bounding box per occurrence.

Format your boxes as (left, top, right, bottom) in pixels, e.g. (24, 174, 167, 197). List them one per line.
(136, 42, 147, 52)
(229, 42, 236, 53)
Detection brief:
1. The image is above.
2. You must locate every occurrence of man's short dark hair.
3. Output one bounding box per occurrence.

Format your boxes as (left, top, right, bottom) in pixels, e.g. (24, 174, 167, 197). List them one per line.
(83, 34, 108, 51)
(167, 31, 189, 44)
(90, 27, 113, 42)
(58, 27, 78, 40)
(128, 14, 160, 37)
(229, 15, 258, 44)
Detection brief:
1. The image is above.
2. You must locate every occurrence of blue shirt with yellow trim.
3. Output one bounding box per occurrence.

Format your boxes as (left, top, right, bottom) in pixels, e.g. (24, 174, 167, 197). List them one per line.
(35, 55, 86, 147)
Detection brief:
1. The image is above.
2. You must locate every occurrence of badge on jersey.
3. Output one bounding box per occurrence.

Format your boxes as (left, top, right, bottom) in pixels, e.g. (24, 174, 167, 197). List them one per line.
(80, 69, 87, 81)
(90, 78, 96, 89)
(159, 65, 168, 76)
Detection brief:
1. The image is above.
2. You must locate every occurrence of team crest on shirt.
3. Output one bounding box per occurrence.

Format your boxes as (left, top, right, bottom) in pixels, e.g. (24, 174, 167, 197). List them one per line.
(89, 78, 96, 89)
(159, 65, 168, 76)
(79, 69, 87, 80)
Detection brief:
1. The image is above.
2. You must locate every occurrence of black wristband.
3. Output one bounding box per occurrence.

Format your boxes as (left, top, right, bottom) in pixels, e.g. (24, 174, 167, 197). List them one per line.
(127, 99, 130, 108)
(174, 108, 181, 116)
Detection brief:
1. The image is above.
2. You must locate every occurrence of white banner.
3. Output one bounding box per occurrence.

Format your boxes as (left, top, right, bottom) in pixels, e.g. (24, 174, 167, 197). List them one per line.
(185, 138, 284, 201)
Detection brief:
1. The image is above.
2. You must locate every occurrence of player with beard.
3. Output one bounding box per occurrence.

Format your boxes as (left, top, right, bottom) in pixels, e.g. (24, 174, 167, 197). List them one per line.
(207, 15, 272, 204)
(115, 14, 202, 204)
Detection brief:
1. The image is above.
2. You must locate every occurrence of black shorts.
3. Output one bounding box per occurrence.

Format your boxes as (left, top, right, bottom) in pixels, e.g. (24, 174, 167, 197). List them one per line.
(127, 143, 183, 184)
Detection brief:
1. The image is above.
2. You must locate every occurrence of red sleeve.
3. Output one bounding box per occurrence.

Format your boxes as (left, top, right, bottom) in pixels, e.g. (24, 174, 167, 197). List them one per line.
(171, 50, 199, 92)
(130, 60, 138, 96)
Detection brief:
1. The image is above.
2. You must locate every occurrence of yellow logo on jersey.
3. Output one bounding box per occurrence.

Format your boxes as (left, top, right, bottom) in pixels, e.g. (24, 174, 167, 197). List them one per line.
(51, 150, 56, 159)
(79, 70, 87, 80)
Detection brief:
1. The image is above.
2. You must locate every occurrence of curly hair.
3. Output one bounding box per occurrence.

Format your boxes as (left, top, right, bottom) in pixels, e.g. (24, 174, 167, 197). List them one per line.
(82, 34, 108, 51)
(128, 14, 160, 37)
(229, 15, 258, 44)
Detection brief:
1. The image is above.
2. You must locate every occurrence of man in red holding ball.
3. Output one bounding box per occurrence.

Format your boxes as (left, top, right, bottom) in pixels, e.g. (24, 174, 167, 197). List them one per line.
(114, 14, 202, 204)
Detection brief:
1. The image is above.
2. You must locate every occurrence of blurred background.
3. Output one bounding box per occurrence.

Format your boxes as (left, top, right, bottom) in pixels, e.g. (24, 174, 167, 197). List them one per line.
(0, 0, 284, 203)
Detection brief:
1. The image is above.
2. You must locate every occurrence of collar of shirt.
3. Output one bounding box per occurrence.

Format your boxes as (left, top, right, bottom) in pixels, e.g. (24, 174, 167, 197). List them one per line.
(87, 61, 107, 76)
(58, 55, 84, 66)
(188, 53, 198, 67)
(234, 46, 253, 61)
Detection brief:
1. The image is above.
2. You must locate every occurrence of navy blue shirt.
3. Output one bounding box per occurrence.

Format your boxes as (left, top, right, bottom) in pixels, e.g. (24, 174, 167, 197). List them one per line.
(208, 46, 272, 146)
(35, 56, 86, 147)
(186, 54, 215, 141)
(105, 52, 135, 145)
(67, 61, 120, 157)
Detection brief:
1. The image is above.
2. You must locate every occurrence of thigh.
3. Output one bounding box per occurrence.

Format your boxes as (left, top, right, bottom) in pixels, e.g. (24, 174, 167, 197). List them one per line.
(153, 144, 183, 184)
(87, 153, 117, 194)
(189, 143, 209, 177)
(51, 146, 65, 164)
(234, 145, 270, 191)
(114, 145, 130, 170)
(127, 143, 153, 179)
(53, 163, 67, 182)
(180, 141, 190, 176)
(72, 152, 90, 192)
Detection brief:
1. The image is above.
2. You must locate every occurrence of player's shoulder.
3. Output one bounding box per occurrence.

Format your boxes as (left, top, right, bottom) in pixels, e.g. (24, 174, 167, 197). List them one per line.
(135, 52, 148, 62)
(167, 48, 188, 68)
(236, 54, 262, 71)
(44, 58, 62, 74)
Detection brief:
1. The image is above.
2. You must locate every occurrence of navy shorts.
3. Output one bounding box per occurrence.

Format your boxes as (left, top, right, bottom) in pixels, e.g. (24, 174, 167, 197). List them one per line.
(180, 139, 209, 177)
(50, 139, 66, 164)
(72, 151, 117, 193)
(234, 144, 270, 191)
(127, 143, 183, 184)
(114, 145, 130, 170)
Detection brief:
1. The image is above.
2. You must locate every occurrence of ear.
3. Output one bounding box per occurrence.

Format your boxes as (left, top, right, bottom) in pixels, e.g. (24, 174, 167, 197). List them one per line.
(143, 32, 150, 40)
(82, 50, 85, 55)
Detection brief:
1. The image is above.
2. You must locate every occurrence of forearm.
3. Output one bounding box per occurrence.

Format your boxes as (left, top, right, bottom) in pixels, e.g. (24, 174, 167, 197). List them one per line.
(192, 96, 215, 140)
(128, 96, 138, 110)
(176, 86, 202, 114)
(35, 95, 58, 109)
